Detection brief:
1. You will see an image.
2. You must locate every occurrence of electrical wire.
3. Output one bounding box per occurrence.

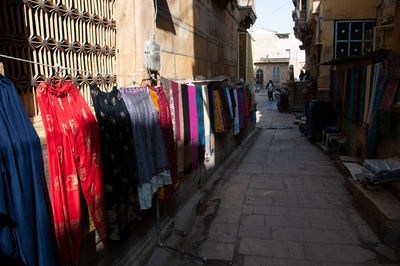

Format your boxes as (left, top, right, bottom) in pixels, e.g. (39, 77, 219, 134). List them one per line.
(0, 54, 146, 77)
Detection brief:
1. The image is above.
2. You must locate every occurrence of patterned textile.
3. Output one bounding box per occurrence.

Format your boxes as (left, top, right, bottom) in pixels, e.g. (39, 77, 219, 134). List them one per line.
(149, 89, 160, 110)
(0, 76, 60, 266)
(148, 87, 178, 202)
(212, 89, 225, 133)
(218, 88, 232, 131)
(37, 79, 107, 265)
(120, 90, 171, 209)
(196, 86, 205, 163)
(91, 85, 140, 241)
(188, 85, 199, 168)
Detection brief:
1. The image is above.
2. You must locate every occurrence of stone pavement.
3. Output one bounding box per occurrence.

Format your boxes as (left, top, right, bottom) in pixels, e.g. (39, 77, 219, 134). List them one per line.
(197, 92, 400, 265)
(140, 92, 399, 266)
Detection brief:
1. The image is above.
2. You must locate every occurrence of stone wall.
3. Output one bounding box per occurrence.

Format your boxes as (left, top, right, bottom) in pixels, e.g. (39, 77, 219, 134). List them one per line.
(116, 0, 243, 83)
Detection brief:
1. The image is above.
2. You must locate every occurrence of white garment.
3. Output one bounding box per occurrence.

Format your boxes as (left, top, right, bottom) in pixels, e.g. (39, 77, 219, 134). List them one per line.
(267, 83, 274, 92)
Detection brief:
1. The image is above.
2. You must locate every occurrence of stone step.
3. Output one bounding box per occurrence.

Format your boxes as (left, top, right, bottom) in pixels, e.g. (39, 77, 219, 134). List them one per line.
(343, 175, 400, 249)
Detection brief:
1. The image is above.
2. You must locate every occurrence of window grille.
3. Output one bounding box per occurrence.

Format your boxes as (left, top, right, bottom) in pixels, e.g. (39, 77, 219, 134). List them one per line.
(0, 0, 117, 117)
(334, 20, 375, 59)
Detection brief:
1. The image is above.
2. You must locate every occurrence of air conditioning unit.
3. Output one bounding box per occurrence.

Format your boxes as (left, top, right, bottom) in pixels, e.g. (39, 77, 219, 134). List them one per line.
(373, 24, 394, 51)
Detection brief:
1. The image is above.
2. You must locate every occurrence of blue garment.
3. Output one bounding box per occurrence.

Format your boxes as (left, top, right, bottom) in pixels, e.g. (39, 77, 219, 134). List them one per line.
(224, 87, 234, 119)
(196, 86, 205, 163)
(0, 76, 59, 266)
(239, 89, 245, 129)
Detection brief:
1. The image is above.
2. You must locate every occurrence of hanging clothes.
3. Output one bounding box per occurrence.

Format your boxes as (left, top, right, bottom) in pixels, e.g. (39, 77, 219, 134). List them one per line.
(0, 76, 60, 266)
(202, 85, 212, 160)
(367, 70, 389, 155)
(378, 80, 399, 139)
(90, 85, 140, 241)
(171, 81, 185, 177)
(224, 87, 234, 119)
(233, 88, 240, 135)
(149, 86, 178, 201)
(207, 84, 215, 134)
(196, 86, 205, 163)
(37, 79, 107, 266)
(188, 85, 199, 168)
(181, 84, 192, 173)
(212, 89, 225, 133)
(229, 89, 237, 125)
(120, 89, 171, 210)
(237, 89, 243, 130)
(218, 88, 232, 131)
(243, 88, 249, 128)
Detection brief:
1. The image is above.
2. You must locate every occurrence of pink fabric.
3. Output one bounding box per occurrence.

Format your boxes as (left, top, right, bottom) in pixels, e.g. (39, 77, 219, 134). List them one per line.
(188, 85, 199, 168)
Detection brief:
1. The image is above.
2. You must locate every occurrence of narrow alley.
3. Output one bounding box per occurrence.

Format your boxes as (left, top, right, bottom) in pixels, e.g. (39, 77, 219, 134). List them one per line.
(141, 91, 400, 266)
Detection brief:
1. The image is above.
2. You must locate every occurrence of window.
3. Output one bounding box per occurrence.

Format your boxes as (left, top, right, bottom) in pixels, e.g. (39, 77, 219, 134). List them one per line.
(273, 67, 280, 81)
(256, 69, 263, 85)
(335, 20, 375, 58)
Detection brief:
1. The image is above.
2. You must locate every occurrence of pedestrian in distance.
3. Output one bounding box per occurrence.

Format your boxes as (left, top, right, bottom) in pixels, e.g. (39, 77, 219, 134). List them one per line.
(266, 80, 274, 101)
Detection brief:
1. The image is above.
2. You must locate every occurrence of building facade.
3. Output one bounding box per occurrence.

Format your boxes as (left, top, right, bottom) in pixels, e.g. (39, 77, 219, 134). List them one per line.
(251, 28, 305, 82)
(0, 0, 256, 119)
(254, 58, 289, 88)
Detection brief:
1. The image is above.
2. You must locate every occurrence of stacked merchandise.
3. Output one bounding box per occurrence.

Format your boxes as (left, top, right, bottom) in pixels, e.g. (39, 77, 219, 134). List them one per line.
(362, 157, 400, 184)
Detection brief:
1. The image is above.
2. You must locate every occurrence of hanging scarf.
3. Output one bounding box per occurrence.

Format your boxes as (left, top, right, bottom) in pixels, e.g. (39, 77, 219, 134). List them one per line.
(188, 85, 199, 168)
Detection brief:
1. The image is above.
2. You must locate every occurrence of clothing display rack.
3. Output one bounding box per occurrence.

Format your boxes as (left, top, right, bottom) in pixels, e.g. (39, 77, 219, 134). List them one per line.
(1, 53, 212, 264)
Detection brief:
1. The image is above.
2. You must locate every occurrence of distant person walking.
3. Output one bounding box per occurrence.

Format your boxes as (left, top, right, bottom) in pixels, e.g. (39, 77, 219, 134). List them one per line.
(266, 80, 274, 101)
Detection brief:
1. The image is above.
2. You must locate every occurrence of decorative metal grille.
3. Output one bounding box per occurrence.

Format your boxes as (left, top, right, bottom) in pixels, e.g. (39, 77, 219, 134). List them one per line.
(0, 0, 117, 117)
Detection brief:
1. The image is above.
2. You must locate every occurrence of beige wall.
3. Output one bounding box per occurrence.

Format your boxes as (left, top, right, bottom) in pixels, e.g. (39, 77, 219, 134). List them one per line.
(323, 0, 377, 20)
(315, 0, 377, 88)
(116, 0, 243, 85)
(254, 62, 289, 87)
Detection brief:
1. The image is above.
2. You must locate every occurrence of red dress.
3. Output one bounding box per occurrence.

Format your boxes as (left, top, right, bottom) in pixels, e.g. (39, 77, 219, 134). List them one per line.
(37, 79, 107, 265)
